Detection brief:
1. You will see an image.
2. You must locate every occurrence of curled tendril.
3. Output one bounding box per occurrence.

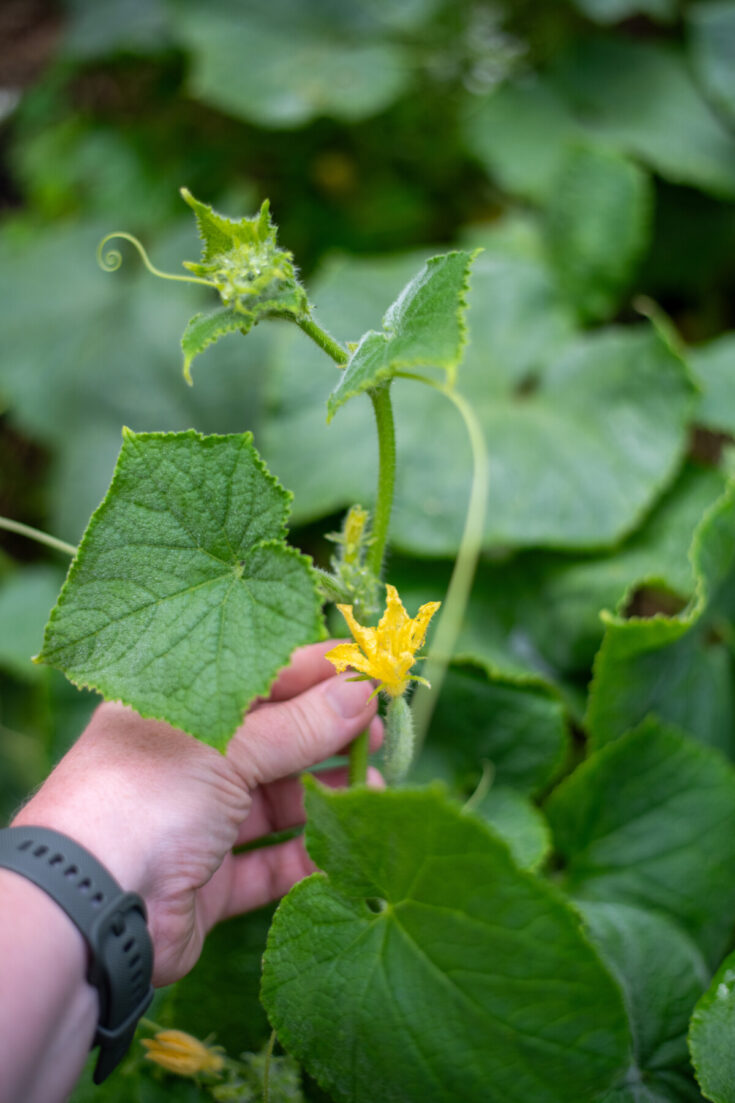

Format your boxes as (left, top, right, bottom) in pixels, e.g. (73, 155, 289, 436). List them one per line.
(96, 232, 216, 288)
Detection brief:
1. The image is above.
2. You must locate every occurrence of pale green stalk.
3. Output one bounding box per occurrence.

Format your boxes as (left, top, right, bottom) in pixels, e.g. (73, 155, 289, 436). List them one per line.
(0, 516, 76, 557)
(97, 232, 216, 287)
(406, 382, 490, 754)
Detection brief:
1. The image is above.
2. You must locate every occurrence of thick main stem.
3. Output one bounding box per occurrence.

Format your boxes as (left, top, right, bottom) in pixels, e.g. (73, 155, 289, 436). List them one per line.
(365, 385, 396, 580)
(295, 317, 399, 786)
(0, 516, 77, 558)
(411, 388, 489, 752)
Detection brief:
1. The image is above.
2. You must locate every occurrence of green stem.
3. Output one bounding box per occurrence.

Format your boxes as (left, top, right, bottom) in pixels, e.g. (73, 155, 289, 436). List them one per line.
(411, 386, 489, 753)
(348, 730, 370, 787)
(0, 516, 77, 557)
(295, 316, 395, 787)
(296, 315, 347, 365)
(365, 385, 396, 579)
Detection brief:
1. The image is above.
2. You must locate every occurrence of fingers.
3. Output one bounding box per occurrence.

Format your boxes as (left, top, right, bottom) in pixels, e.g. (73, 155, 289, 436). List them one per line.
(235, 765, 384, 844)
(218, 836, 315, 920)
(262, 640, 348, 703)
(227, 673, 379, 788)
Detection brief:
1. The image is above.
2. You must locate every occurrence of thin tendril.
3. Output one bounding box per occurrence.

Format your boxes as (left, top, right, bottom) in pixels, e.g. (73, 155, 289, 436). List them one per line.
(96, 232, 216, 288)
(0, 516, 76, 557)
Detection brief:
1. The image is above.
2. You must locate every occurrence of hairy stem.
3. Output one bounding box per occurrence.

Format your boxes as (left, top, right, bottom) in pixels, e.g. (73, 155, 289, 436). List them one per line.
(365, 385, 396, 580)
(0, 517, 77, 557)
(294, 316, 395, 787)
(411, 386, 489, 752)
(296, 316, 347, 366)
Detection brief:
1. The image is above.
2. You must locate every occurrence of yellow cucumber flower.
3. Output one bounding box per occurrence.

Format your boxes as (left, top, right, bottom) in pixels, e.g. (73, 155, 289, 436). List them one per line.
(326, 584, 441, 698)
(142, 1029, 224, 1077)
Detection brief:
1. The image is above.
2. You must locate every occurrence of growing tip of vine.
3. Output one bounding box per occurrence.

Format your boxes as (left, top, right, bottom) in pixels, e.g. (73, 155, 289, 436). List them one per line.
(96, 233, 126, 273)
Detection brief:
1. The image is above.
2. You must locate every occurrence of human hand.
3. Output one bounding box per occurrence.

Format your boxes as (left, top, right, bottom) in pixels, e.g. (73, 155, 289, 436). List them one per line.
(13, 640, 383, 986)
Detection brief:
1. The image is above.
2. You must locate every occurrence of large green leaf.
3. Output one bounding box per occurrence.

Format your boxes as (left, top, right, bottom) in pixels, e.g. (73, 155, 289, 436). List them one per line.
(170, 0, 413, 127)
(581, 903, 708, 1080)
(688, 948, 735, 1103)
(37, 430, 322, 748)
(690, 334, 735, 437)
(550, 38, 735, 199)
(327, 249, 476, 419)
(544, 145, 652, 322)
(412, 663, 569, 795)
(263, 227, 696, 554)
(461, 79, 582, 204)
(586, 476, 735, 755)
(546, 720, 735, 965)
(262, 781, 630, 1103)
(689, 1, 735, 124)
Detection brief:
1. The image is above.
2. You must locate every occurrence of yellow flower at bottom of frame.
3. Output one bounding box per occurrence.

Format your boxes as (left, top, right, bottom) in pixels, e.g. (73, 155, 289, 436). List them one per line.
(142, 1029, 224, 1077)
(326, 583, 441, 698)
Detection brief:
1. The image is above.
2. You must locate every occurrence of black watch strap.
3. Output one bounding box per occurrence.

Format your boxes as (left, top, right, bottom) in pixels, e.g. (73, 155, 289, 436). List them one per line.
(0, 826, 154, 1083)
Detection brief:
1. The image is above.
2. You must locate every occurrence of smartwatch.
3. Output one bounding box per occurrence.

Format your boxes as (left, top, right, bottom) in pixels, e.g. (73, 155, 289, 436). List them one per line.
(0, 826, 154, 1083)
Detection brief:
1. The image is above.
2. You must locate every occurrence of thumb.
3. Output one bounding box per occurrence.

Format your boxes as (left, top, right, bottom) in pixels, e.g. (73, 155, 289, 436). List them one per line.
(226, 674, 378, 787)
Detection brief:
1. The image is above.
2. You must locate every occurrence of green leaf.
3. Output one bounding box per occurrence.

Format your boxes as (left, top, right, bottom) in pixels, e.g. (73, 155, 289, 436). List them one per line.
(181, 306, 247, 384)
(460, 78, 582, 204)
(586, 476, 735, 754)
(689, 948, 735, 1103)
(550, 38, 735, 199)
(326, 250, 477, 420)
(546, 719, 735, 964)
(263, 229, 696, 554)
(262, 781, 631, 1103)
(37, 430, 322, 748)
(170, 0, 413, 128)
(519, 463, 728, 674)
(179, 190, 308, 380)
(545, 145, 653, 322)
(580, 903, 708, 1076)
(690, 333, 735, 437)
(411, 663, 568, 795)
(689, 1, 735, 124)
(472, 785, 552, 871)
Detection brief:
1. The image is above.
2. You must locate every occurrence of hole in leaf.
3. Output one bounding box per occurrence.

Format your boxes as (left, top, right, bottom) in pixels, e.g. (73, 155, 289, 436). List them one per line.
(688, 426, 734, 467)
(622, 585, 687, 620)
(365, 897, 388, 915)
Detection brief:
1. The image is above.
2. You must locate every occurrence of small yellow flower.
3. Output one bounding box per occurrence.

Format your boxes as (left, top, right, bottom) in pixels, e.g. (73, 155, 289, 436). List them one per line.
(142, 1030, 224, 1078)
(326, 584, 441, 698)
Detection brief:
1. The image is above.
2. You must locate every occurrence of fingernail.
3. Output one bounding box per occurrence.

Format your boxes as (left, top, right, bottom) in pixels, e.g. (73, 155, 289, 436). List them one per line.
(325, 676, 372, 718)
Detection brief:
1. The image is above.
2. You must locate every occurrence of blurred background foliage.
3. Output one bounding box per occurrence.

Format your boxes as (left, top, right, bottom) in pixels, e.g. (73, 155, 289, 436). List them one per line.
(2, 0, 735, 1097)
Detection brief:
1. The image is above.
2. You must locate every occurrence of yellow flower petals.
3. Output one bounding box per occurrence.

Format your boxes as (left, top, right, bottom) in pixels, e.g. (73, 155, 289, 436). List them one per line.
(326, 583, 441, 698)
(142, 1030, 224, 1078)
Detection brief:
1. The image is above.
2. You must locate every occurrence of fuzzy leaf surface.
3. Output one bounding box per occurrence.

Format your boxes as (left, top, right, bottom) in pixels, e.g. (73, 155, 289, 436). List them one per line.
(327, 250, 477, 419)
(37, 430, 322, 748)
(688, 948, 735, 1103)
(262, 781, 630, 1103)
(546, 720, 735, 964)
